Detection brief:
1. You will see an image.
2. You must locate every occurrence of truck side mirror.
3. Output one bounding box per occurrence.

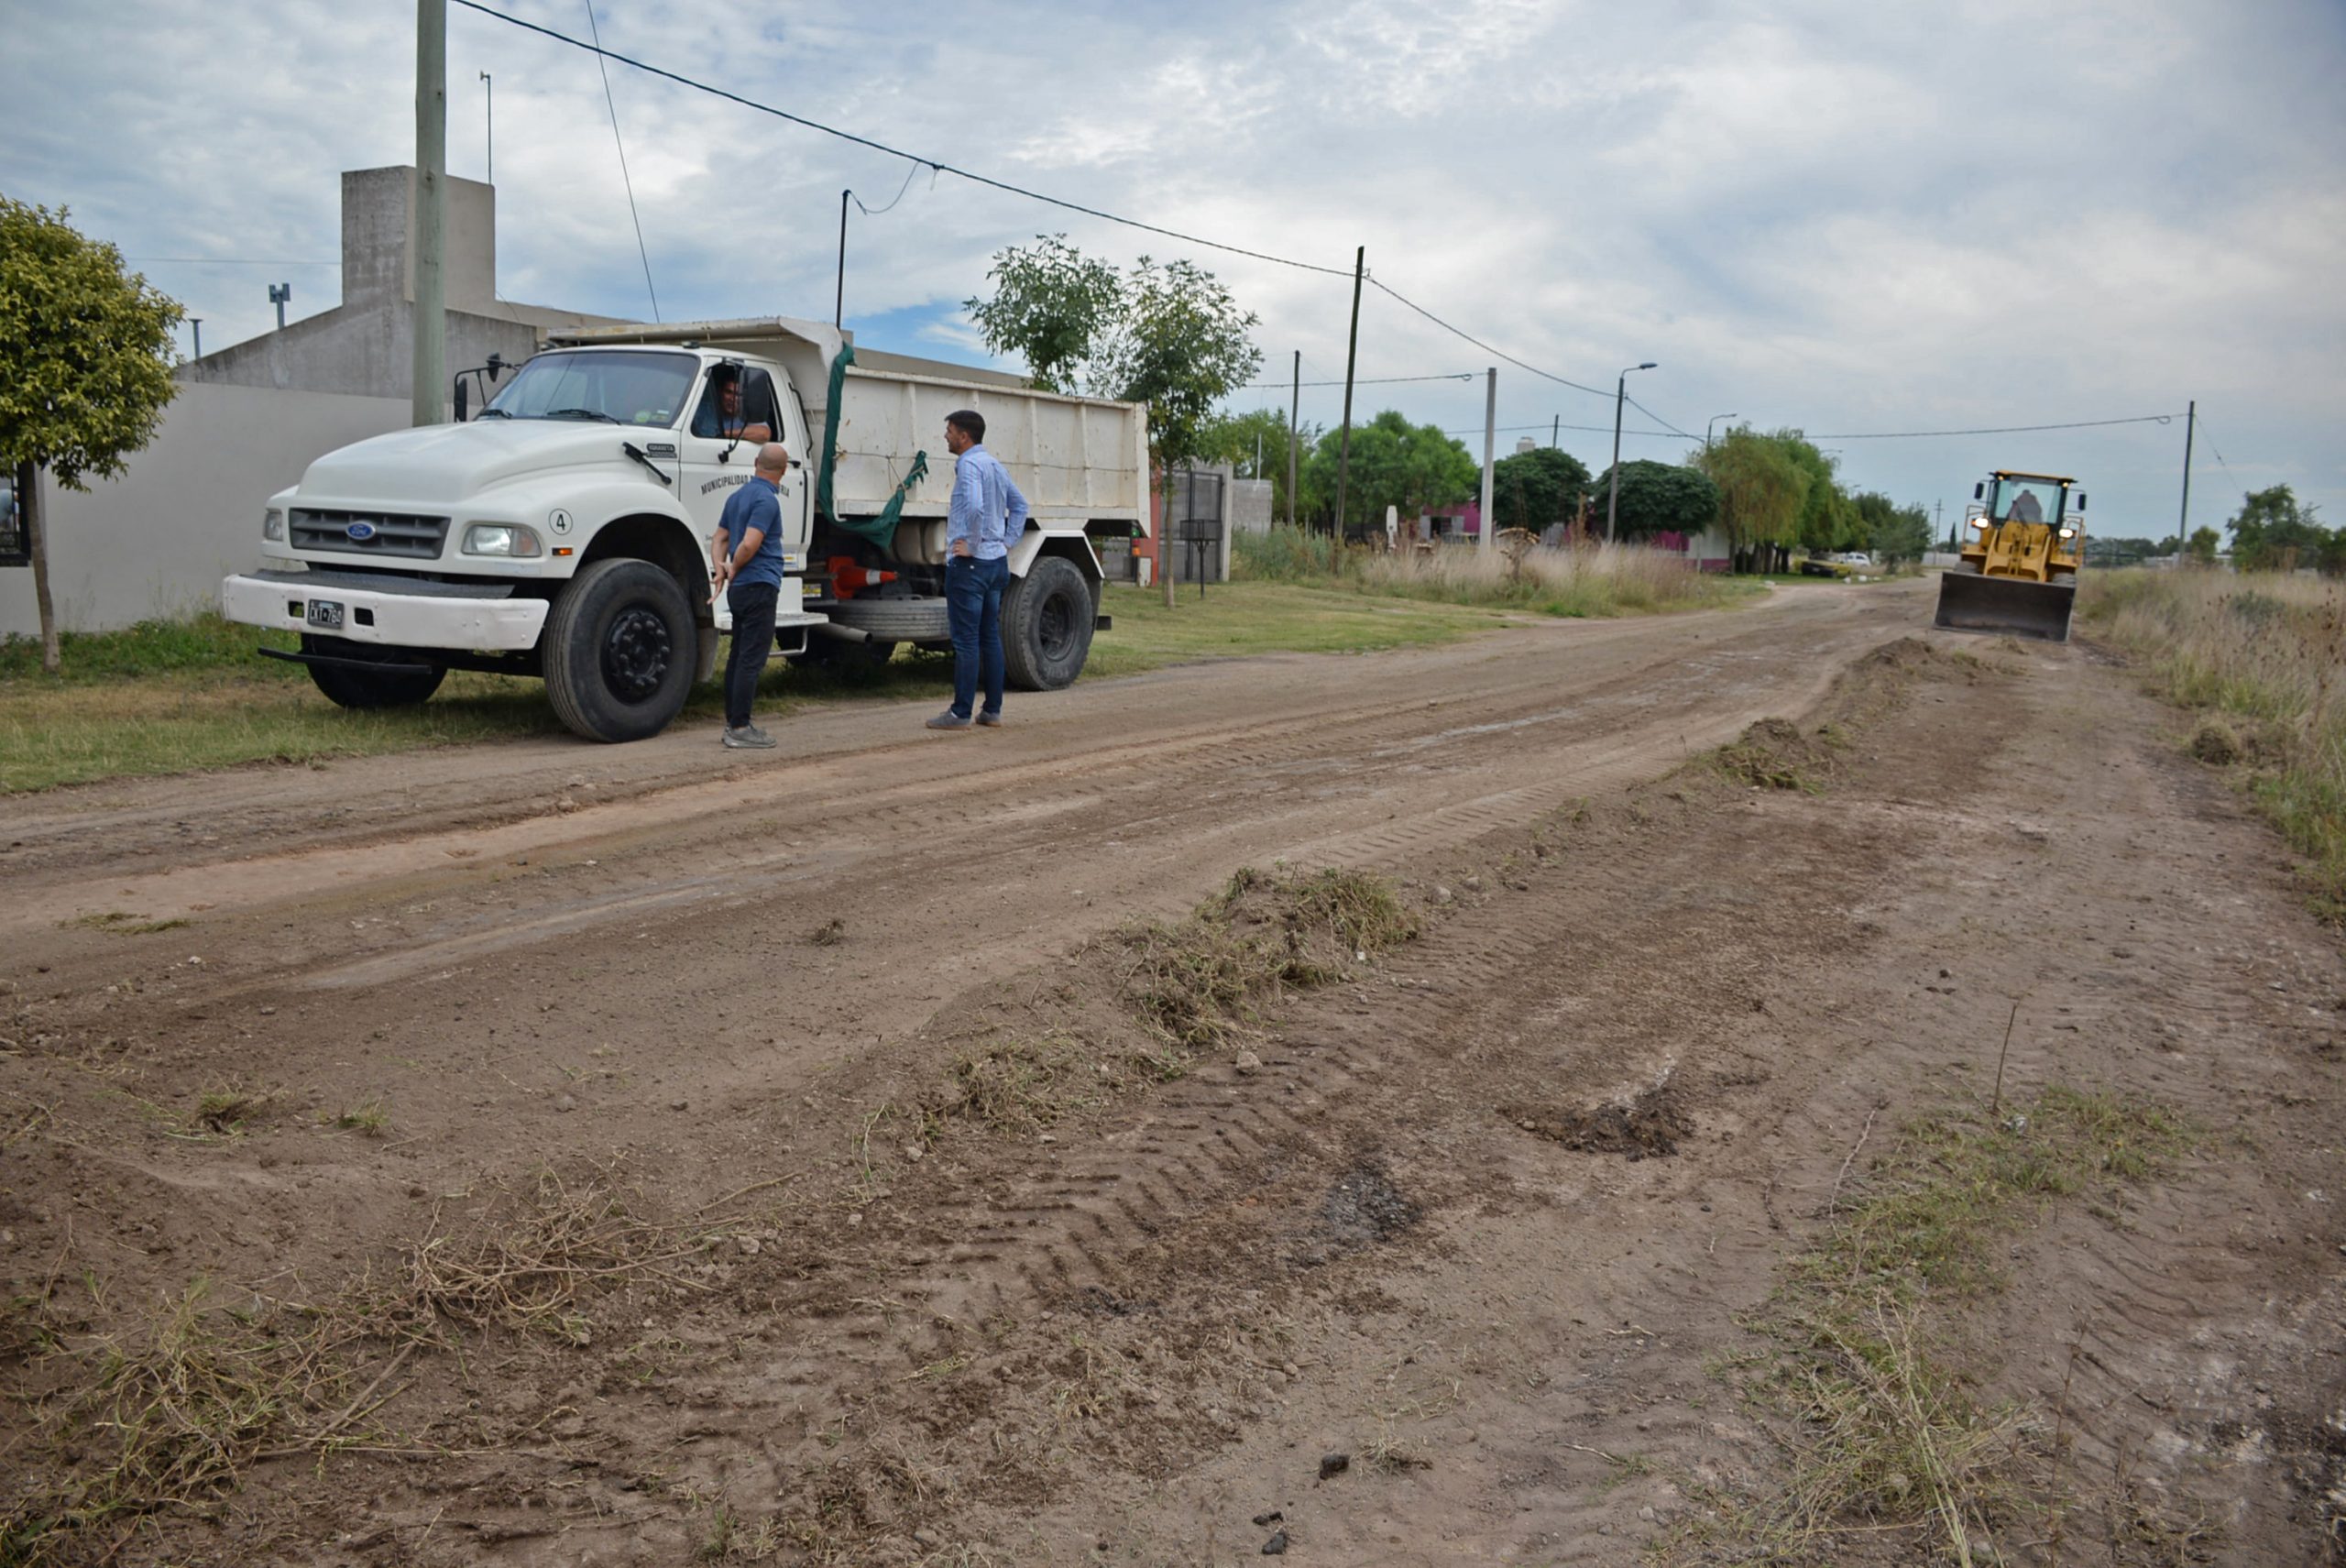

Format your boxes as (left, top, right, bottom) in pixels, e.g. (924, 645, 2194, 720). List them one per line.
(454, 378, 469, 422)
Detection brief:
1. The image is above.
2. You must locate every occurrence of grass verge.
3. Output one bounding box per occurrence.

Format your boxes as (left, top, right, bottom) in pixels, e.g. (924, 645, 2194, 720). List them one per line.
(1664, 1087, 2196, 1565)
(1233, 525, 1760, 617)
(2079, 568, 2346, 917)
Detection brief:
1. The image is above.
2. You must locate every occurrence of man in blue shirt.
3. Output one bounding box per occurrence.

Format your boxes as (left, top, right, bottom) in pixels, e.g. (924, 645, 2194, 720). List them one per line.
(711, 443, 791, 748)
(927, 409, 1030, 731)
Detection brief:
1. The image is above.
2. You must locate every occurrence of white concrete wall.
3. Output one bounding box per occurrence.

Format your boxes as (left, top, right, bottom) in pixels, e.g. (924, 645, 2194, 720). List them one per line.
(1, 382, 410, 636)
(1230, 477, 1274, 535)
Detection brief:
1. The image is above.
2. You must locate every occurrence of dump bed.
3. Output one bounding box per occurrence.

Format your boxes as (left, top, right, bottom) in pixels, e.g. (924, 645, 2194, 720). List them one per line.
(549, 316, 1149, 527)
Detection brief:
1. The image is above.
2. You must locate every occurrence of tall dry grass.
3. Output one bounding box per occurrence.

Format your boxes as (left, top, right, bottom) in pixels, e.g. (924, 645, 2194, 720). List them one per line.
(1233, 527, 1748, 618)
(2080, 568, 2346, 913)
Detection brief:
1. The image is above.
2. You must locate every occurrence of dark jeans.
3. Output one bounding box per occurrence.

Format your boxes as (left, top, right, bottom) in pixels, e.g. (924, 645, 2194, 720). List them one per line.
(724, 579, 779, 729)
(947, 554, 1008, 718)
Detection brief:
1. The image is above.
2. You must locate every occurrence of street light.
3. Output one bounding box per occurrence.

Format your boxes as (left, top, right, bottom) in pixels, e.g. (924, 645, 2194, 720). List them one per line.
(1705, 412, 1738, 450)
(1606, 362, 1657, 544)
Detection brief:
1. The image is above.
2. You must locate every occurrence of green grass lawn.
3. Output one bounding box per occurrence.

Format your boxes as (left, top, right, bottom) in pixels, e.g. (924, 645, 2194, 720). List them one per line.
(0, 584, 1525, 793)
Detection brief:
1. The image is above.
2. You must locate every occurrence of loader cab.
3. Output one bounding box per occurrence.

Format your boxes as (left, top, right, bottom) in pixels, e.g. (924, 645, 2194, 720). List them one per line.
(1985, 473, 2070, 527)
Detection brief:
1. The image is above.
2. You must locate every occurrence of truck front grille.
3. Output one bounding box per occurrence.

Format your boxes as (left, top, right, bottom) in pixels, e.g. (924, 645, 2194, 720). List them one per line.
(290, 508, 451, 559)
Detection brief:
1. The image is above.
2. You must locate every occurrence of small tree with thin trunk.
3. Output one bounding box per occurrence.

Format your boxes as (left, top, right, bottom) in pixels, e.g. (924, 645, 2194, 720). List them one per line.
(969, 237, 1260, 605)
(0, 197, 184, 671)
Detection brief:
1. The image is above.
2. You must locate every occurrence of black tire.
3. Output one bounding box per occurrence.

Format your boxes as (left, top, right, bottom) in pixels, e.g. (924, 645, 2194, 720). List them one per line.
(1003, 555, 1095, 691)
(542, 557, 696, 742)
(300, 635, 445, 709)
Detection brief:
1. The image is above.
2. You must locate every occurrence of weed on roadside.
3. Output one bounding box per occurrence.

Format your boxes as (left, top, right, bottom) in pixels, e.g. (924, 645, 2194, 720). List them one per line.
(1661, 1087, 2196, 1565)
(325, 1098, 389, 1136)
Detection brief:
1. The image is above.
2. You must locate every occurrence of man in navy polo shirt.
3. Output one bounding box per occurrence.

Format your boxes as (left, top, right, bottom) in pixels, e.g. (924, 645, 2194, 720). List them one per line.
(711, 442, 790, 749)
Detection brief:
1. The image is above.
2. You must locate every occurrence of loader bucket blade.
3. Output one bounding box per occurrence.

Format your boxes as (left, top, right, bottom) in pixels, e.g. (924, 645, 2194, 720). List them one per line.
(1934, 573, 2075, 641)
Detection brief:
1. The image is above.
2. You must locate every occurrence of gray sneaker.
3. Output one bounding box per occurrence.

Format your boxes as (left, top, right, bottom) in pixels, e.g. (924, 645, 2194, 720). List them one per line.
(926, 709, 973, 731)
(722, 724, 776, 749)
(976, 709, 1003, 728)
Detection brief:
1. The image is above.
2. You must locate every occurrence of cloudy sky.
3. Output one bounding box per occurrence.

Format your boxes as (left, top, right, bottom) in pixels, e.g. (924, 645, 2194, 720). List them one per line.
(5, 0, 2341, 537)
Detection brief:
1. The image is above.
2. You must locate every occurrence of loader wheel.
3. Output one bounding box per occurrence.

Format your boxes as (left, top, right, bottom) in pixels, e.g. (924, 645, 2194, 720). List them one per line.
(543, 558, 696, 742)
(1003, 555, 1094, 691)
(300, 636, 445, 709)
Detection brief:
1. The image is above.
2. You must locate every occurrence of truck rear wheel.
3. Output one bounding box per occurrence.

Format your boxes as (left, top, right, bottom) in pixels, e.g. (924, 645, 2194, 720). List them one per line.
(543, 558, 696, 742)
(300, 636, 445, 709)
(1003, 554, 1094, 690)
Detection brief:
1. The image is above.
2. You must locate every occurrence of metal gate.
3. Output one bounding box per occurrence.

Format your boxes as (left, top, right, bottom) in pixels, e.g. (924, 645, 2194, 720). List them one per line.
(1170, 468, 1224, 584)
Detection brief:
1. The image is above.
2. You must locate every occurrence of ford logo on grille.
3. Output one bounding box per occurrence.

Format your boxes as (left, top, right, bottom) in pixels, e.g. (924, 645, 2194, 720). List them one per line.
(345, 521, 377, 543)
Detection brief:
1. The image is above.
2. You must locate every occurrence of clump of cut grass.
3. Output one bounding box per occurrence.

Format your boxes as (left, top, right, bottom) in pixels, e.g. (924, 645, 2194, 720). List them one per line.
(1665, 1088, 2194, 1565)
(69, 911, 192, 936)
(806, 916, 846, 947)
(1714, 718, 1830, 792)
(1125, 865, 1417, 1048)
(193, 1088, 268, 1135)
(326, 1098, 389, 1136)
(2082, 569, 2346, 916)
(934, 1033, 1102, 1135)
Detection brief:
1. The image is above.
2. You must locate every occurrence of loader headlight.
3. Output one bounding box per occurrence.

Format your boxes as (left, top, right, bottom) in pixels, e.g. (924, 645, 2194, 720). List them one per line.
(2057, 527, 2076, 539)
(1971, 519, 1990, 531)
(463, 523, 543, 558)
(262, 507, 286, 542)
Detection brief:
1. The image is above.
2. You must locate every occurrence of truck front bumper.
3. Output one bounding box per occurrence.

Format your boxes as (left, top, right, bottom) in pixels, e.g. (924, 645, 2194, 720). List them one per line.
(222, 570, 548, 652)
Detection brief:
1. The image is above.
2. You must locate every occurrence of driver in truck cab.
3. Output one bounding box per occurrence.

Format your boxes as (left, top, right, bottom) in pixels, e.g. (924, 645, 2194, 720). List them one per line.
(692, 366, 772, 443)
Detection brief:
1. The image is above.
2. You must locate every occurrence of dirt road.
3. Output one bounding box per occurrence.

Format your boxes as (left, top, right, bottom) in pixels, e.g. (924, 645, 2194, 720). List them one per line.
(4, 580, 2341, 1565)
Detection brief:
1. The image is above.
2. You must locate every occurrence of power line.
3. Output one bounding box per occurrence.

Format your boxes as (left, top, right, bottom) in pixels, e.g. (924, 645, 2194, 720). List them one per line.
(852, 159, 927, 217)
(582, 1, 659, 323)
(1442, 421, 1688, 441)
(453, 0, 1353, 280)
(1240, 372, 1474, 390)
(1803, 413, 2180, 440)
(1623, 394, 1695, 441)
(1361, 278, 1614, 400)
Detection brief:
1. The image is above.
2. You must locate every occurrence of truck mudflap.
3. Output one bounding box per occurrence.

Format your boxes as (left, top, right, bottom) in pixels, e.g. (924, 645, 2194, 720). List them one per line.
(220, 571, 548, 651)
(1933, 572, 2075, 642)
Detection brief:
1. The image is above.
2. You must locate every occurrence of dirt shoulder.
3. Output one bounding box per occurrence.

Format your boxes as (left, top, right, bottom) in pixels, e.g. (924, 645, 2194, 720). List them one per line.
(4, 582, 2340, 1566)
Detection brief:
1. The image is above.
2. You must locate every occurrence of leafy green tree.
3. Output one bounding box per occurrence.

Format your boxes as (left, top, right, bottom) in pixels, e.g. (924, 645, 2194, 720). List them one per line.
(1490, 447, 1593, 536)
(1587, 459, 1719, 543)
(1693, 428, 1807, 572)
(1197, 407, 1317, 523)
(2185, 525, 2221, 564)
(1852, 491, 1931, 566)
(967, 237, 1260, 604)
(1, 197, 184, 672)
(1767, 432, 1858, 552)
(1300, 411, 1479, 535)
(2226, 484, 2330, 573)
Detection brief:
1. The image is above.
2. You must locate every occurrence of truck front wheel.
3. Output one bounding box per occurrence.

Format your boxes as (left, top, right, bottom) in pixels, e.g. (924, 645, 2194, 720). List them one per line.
(1003, 554, 1095, 690)
(300, 636, 446, 709)
(543, 558, 696, 742)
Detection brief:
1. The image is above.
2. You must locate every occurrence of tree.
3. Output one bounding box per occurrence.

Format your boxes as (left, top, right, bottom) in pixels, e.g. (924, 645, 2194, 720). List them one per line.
(1770, 433, 1857, 553)
(2226, 484, 2330, 573)
(0, 198, 184, 672)
(2185, 525, 2221, 564)
(1693, 428, 1807, 573)
(967, 237, 1261, 605)
(1299, 411, 1479, 535)
(1490, 446, 1593, 537)
(1587, 459, 1719, 543)
(1196, 406, 1317, 523)
(1852, 491, 1931, 566)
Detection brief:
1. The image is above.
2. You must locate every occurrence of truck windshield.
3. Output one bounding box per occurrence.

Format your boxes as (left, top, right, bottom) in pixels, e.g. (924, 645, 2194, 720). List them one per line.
(481, 351, 696, 427)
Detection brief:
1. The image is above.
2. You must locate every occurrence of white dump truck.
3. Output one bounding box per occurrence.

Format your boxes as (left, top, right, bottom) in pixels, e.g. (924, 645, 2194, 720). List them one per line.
(220, 316, 1148, 741)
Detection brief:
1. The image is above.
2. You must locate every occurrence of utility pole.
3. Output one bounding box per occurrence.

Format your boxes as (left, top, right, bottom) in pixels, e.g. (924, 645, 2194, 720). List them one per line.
(835, 190, 850, 328)
(1606, 361, 1656, 544)
(2177, 398, 2196, 547)
(1551, 414, 1558, 449)
(1287, 349, 1299, 532)
(1477, 367, 1496, 553)
(480, 71, 492, 183)
(412, 0, 447, 427)
(190, 318, 202, 360)
(1332, 247, 1364, 539)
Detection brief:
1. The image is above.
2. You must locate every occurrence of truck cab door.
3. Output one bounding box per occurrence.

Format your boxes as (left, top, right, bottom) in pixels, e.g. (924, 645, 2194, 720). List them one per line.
(679, 363, 811, 556)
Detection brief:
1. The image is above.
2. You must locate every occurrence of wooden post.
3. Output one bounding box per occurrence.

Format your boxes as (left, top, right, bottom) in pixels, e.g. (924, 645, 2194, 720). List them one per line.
(1332, 247, 1364, 539)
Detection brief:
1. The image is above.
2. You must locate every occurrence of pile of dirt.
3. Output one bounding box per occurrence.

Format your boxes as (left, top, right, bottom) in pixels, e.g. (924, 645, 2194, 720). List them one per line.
(1504, 1074, 1691, 1158)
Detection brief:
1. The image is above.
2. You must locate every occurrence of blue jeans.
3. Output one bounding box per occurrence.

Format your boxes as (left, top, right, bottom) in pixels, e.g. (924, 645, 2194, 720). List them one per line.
(947, 554, 1008, 718)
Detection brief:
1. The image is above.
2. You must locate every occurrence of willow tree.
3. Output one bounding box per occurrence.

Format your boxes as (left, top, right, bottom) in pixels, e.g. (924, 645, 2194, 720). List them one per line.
(1694, 428, 1807, 573)
(0, 198, 184, 671)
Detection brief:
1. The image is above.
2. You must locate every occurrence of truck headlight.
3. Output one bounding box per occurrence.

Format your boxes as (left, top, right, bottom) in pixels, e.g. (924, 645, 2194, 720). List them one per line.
(263, 508, 285, 542)
(463, 523, 542, 558)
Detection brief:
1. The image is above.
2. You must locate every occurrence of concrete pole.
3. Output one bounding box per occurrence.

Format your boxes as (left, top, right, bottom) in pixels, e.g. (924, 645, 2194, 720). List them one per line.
(1477, 367, 1496, 553)
(413, 0, 447, 427)
(1287, 350, 1299, 531)
(1606, 377, 1626, 545)
(1332, 247, 1364, 538)
(2177, 399, 2196, 548)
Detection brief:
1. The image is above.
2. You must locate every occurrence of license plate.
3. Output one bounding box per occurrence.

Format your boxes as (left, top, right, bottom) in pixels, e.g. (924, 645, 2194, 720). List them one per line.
(304, 599, 345, 630)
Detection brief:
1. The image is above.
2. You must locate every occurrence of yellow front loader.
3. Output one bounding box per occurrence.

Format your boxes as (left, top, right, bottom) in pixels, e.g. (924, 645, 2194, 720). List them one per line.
(1934, 469, 2086, 641)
